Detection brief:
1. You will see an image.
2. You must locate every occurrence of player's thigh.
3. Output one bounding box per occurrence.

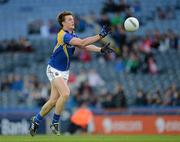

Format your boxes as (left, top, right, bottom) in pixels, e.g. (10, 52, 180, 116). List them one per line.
(52, 77, 70, 96)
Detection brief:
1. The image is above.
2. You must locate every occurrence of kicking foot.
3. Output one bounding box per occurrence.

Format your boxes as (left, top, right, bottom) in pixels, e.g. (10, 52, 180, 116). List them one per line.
(29, 117, 39, 137)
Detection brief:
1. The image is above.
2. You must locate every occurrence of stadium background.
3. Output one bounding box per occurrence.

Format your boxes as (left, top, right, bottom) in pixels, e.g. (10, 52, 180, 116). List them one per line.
(0, 0, 180, 138)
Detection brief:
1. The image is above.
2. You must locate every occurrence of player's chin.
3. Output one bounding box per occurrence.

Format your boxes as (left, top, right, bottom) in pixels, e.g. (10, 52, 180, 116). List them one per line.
(71, 25, 75, 30)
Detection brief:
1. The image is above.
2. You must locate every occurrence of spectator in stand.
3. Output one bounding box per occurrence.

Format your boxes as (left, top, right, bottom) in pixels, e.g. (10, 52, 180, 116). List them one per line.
(112, 84, 127, 108)
(40, 21, 50, 38)
(170, 84, 180, 106)
(7, 39, 19, 52)
(0, 38, 33, 53)
(125, 51, 140, 73)
(135, 89, 147, 106)
(140, 32, 152, 54)
(167, 29, 179, 49)
(79, 50, 91, 62)
(158, 33, 170, 52)
(172, 92, 180, 106)
(87, 69, 105, 87)
(74, 15, 87, 33)
(33, 83, 49, 107)
(98, 13, 111, 27)
(28, 19, 42, 34)
(0, 74, 13, 92)
(131, 0, 141, 13)
(101, 0, 118, 13)
(147, 56, 158, 74)
(156, 7, 166, 20)
(141, 54, 158, 75)
(116, 0, 130, 13)
(111, 12, 124, 26)
(1, 40, 8, 52)
(114, 57, 125, 72)
(121, 45, 129, 59)
(101, 91, 114, 108)
(112, 25, 126, 49)
(11, 74, 24, 91)
(150, 89, 162, 106)
(76, 81, 94, 107)
(152, 30, 161, 49)
(19, 37, 33, 52)
(49, 19, 59, 34)
(76, 69, 88, 86)
(162, 87, 173, 106)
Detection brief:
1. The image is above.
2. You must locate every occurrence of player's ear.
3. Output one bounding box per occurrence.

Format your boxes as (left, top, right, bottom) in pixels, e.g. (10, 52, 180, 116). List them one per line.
(62, 21, 65, 27)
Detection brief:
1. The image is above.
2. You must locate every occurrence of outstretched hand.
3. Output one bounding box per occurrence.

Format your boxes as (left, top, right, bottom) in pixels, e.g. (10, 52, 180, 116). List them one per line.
(100, 42, 115, 55)
(99, 25, 111, 38)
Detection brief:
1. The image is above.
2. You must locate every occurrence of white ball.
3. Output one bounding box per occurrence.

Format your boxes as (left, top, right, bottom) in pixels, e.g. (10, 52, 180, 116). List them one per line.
(124, 17, 139, 32)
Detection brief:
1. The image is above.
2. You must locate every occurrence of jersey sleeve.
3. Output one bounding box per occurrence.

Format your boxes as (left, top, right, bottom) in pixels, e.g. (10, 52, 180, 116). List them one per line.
(63, 33, 74, 44)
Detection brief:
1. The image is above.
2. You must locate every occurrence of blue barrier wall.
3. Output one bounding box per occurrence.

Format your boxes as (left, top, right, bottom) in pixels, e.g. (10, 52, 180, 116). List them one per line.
(0, 109, 46, 135)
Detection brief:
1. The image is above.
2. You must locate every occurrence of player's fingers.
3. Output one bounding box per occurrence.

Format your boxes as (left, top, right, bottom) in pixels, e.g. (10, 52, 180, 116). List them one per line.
(105, 42, 110, 47)
(105, 25, 111, 31)
(110, 47, 115, 52)
(107, 47, 115, 53)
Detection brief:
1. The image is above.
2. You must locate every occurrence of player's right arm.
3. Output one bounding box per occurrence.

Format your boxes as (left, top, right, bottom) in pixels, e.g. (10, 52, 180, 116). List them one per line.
(70, 25, 111, 47)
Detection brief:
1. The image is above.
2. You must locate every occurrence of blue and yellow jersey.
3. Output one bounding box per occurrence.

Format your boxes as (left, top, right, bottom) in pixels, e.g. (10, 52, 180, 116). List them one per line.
(48, 29, 77, 71)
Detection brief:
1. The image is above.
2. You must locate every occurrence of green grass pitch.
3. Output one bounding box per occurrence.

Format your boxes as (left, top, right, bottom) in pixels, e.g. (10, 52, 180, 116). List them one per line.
(0, 135, 180, 142)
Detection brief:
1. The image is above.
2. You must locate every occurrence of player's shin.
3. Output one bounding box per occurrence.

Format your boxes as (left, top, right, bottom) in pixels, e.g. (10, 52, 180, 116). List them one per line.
(50, 94, 69, 135)
(40, 99, 56, 117)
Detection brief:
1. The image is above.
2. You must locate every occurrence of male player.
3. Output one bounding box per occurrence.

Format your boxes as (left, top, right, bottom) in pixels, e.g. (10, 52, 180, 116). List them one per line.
(29, 11, 114, 136)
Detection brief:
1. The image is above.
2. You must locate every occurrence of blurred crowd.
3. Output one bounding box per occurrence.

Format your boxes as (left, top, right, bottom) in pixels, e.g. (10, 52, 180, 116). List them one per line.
(0, 37, 33, 53)
(135, 84, 180, 107)
(0, 74, 49, 107)
(0, 71, 179, 109)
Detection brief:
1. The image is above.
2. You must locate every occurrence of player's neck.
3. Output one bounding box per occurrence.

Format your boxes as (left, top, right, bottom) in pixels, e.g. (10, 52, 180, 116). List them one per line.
(63, 28, 73, 33)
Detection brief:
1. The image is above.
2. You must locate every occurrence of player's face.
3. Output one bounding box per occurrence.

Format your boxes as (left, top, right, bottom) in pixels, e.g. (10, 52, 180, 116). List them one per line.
(63, 15, 75, 31)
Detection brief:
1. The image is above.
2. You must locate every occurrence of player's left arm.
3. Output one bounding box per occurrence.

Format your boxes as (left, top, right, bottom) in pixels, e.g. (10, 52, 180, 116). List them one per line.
(80, 43, 115, 54)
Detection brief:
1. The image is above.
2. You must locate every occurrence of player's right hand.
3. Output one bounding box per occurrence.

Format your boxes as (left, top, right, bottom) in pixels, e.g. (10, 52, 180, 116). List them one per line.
(99, 25, 111, 38)
(100, 42, 115, 55)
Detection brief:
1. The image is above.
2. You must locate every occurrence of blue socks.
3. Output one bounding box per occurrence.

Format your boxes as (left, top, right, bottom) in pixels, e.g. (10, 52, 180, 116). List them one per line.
(34, 113, 43, 124)
(52, 113, 60, 124)
(33, 113, 60, 125)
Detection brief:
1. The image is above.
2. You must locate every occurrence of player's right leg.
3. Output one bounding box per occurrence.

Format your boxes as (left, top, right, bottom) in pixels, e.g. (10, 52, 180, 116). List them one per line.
(29, 83, 59, 136)
(50, 76, 70, 135)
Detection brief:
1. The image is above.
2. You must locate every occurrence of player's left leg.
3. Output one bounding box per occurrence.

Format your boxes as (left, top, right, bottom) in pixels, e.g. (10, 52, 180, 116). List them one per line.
(29, 83, 59, 136)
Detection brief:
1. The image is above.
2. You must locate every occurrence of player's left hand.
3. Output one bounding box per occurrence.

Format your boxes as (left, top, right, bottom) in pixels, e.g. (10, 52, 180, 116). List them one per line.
(99, 25, 111, 38)
(100, 42, 115, 55)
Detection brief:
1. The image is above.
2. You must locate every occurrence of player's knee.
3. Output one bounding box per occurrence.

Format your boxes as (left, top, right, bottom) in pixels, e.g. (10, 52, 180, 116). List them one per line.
(62, 88, 70, 100)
